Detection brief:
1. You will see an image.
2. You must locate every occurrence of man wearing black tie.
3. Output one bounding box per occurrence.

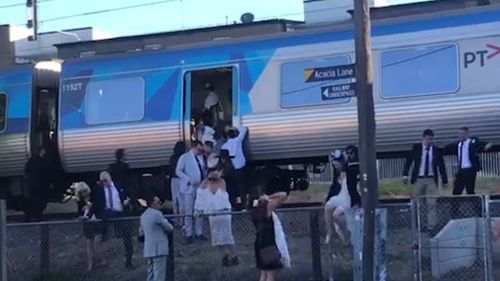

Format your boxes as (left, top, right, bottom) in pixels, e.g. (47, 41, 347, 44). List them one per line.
(403, 129, 448, 229)
(445, 127, 492, 195)
(176, 140, 206, 243)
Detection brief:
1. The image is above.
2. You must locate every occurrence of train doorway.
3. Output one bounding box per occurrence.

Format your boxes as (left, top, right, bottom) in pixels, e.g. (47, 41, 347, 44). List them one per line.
(183, 66, 238, 142)
(30, 62, 64, 201)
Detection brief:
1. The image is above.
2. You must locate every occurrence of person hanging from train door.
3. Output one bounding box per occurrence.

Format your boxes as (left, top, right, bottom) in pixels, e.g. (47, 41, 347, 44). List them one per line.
(221, 126, 248, 210)
(24, 146, 51, 222)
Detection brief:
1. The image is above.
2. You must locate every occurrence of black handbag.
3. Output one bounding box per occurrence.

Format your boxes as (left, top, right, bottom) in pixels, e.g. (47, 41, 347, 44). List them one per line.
(259, 245, 281, 266)
(258, 222, 281, 266)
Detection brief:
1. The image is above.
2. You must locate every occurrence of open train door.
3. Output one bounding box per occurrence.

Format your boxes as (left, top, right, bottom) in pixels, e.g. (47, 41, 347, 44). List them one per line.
(182, 66, 238, 143)
(30, 61, 65, 201)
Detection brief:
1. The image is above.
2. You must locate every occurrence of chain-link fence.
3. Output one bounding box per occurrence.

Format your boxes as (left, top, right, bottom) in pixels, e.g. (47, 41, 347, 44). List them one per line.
(415, 195, 492, 281)
(6, 197, 500, 281)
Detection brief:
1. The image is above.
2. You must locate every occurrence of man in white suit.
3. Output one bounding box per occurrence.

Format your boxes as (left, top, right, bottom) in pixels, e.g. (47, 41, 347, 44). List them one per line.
(139, 196, 173, 281)
(175, 140, 206, 243)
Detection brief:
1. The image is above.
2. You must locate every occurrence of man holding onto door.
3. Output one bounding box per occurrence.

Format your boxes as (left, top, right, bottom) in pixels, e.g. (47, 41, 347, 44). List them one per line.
(403, 129, 448, 230)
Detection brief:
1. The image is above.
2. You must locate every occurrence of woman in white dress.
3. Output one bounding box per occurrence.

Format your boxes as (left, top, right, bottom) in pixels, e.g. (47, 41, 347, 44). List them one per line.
(195, 168, 239, 267)
(324, 150, 353, 246)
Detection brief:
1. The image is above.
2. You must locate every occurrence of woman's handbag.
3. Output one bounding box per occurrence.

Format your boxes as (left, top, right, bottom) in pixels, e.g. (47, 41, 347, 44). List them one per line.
(258, 222, 281, 266)
(259, 245, 281, 266)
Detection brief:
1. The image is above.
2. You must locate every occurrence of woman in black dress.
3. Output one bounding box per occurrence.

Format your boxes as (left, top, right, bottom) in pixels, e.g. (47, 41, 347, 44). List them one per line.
(74, 182, 105, 271)
(250, 192, 288, 281)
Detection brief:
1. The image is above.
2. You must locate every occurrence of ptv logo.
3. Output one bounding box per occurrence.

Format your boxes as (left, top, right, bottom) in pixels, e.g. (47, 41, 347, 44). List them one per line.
(464, 44, 500, 68)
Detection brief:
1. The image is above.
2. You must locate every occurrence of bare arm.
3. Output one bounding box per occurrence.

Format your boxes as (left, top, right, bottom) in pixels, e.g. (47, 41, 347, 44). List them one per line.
(235, 126, 248, 142)
(267, 192, 287, 212)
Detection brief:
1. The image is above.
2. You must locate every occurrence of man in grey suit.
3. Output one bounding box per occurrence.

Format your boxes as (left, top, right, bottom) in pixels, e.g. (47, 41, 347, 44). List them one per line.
(139, 196, 173, 281)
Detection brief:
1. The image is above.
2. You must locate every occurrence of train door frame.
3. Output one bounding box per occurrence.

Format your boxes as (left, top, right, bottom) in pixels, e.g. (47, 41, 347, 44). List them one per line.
(181, 64, 240, 142)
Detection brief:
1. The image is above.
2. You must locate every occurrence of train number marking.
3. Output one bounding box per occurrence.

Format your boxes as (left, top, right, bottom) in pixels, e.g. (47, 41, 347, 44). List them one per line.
(62, 82, 83, 93)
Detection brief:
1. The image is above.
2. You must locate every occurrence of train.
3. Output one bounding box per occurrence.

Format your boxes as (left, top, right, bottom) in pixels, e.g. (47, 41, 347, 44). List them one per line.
(1, 4, 500, 209)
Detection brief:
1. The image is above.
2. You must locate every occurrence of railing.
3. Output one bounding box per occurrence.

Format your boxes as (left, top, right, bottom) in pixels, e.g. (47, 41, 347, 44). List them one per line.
(4, 196, 500, 281)
(309, 152, 500, 183)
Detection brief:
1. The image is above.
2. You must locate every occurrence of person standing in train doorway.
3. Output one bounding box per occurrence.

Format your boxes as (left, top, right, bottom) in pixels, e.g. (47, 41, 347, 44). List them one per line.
(203, 83, 224, 128)
(445, 127, 492, 195)
(24, 146, 51, 222)
(403, 129, 448, 231)
(222, 126, 248, 211)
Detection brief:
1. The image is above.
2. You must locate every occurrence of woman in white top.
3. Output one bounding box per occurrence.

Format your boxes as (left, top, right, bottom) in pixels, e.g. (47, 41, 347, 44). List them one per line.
(195, 168, 239, 267)
(324, 150, 353, 246)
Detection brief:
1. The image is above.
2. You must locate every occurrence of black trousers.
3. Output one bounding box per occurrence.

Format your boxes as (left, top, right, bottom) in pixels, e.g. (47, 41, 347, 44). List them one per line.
(103, 211, 134, 265)
(451, 169, 481, 218)
(453, 168, 477, 195)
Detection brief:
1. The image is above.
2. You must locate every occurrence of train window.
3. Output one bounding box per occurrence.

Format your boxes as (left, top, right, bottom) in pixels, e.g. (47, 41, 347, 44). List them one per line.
(85, 77, 145, 125)
(280, 55, 352, 108)
(381, 43, 459, 99)
(0, 93, 5, 133)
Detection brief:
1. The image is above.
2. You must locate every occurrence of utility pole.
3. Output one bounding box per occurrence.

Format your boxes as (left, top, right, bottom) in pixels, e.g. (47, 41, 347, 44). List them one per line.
(26, 0, 38, 41)
(353, 0, 378, 280)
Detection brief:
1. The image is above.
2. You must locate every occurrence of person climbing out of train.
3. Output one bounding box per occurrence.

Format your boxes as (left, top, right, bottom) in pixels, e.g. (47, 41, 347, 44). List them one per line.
(324, 149, 355, 246)
(203, 83, 224, 127)
(24, 146, 51, 222)
(221, 126, 249, 211)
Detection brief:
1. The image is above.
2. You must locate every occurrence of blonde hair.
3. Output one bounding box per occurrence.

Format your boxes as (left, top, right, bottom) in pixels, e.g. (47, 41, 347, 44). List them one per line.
(73, 181, 91, 201)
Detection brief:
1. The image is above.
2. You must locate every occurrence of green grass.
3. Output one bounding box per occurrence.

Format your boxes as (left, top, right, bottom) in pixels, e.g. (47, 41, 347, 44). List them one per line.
(287, 176, 500, 203)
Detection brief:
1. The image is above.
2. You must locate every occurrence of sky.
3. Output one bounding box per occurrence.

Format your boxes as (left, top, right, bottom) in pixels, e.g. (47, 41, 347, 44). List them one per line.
(0, 0, 431, 38)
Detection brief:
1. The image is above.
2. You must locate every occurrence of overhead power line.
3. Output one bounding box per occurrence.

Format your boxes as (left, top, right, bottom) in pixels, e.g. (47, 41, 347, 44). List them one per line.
(0, 0, 54, 10)
(40, 0, 182, 23)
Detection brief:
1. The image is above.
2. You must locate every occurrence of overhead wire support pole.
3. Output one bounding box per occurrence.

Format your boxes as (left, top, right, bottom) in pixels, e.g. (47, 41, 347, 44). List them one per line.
(353, 0, 378, 280)
(27, 0, 38, 41)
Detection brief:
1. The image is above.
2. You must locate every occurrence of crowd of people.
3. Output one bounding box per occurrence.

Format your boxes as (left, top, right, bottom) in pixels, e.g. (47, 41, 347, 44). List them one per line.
(22, 121, 494, 280)
(323, 126, 493, 248)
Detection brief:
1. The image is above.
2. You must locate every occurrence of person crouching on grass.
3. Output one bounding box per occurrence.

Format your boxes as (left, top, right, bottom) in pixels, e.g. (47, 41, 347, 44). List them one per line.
(194, 168, 239, 266)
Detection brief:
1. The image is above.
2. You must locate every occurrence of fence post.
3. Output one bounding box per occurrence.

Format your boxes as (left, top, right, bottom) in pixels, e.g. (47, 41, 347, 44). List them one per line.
(484, 195, 494, 281)
(309, 209, 322, 280)
(410, 197, 421, 281)
(0, 200, 6, 281)
(166, 231, 174, 281)
(40, 224, 49, 273)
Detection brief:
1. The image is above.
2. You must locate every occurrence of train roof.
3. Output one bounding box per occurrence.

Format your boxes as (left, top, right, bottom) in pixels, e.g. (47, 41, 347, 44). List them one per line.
(60, 4, 500, 78)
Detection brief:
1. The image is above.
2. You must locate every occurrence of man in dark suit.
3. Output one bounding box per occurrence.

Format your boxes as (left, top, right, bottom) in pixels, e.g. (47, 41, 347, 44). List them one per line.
(403, 129, 448, 229)
(92, 171, 135, 270)
(24, 147, 51, 222)
(445, 127, 492, 195)
(108, 148, 131, 195)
